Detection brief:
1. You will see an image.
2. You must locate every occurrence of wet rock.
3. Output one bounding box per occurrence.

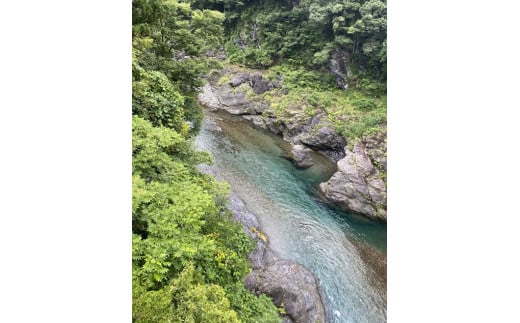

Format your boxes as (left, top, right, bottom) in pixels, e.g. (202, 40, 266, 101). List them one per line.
(227, 194, 326, 322)
(229, 195, 259, 238)
(242, 115, 267, 129)
(329, 51, 351, 90)
(286, 144, 314, 169)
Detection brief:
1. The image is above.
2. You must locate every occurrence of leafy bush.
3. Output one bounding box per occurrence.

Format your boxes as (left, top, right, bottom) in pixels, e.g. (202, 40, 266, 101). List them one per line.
(132, 0, 281, 321)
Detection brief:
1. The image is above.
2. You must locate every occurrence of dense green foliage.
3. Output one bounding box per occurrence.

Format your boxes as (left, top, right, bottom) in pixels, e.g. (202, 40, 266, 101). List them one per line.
(132, 0, 280, 321)
(222, 0, 386, 80)
(132, 0, 387, 319)
(260, 64, 386, 141)
(133, 0, 226, 132)
(216, 0, 387, 141)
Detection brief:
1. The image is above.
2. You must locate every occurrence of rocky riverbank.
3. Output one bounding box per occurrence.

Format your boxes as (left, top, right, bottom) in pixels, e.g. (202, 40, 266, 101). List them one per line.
(319, 129, 387, 220)
(230, 194, 327, 323)
(198, 67, 387, 221)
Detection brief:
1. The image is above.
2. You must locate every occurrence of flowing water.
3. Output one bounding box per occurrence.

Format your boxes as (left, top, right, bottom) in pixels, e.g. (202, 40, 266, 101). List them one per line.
(195, 111, 387, 323)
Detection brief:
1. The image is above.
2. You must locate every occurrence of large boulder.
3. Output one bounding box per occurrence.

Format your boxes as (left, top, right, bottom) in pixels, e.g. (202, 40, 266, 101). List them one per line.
(285, 113, 346, 161)
(245, 259, 326, 323)
(227, 194, 327, 322)
(198, 76, 269, 115)
(250, 73, 273, 94)
(319, 136, 387, 221)
(229, 72, 250, 87)
(286, 144, 314, 169)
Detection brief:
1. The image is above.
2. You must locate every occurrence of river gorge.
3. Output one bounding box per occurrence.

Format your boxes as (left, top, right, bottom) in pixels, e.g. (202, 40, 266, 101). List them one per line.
(195, 110, 387, 323)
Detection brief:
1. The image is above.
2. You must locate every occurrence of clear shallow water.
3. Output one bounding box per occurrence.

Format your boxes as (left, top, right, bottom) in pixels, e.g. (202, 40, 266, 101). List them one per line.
(195, 112, 387, 323)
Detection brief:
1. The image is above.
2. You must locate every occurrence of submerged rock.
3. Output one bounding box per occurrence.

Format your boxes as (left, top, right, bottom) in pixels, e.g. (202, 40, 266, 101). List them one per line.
(286, 144, 314, 169)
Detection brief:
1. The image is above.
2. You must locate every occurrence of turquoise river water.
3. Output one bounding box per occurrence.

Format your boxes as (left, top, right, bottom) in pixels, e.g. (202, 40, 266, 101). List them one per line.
(195, 111, 387, 323)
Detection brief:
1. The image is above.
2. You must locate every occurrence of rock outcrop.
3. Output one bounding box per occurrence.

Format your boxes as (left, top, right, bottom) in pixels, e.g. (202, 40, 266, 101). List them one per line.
(244, 259, 326, 323)
(198, 70, 346, 162)
(319, 130, 387, 221)
(229, 72, 250, 87)
(329, 50, 351, 90)
(229, 194, 327, 323)
(198, 67, 386, 221)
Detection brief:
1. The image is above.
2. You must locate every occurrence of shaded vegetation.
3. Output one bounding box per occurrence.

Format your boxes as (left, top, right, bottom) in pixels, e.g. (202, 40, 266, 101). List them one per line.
(222, 0, 387, 81)
(132, 0, 386, 320)
(132, 0, 280, 321)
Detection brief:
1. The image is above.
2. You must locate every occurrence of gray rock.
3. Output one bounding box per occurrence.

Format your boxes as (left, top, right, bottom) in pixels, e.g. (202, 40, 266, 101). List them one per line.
(245, 259, 326, 323)
(197, 84, 220, 111)
(319, 139, 387, 221)
(329, 51, 351, 90)
(218, 86, 248, 107)
(250, 73, 273, 94)
(200, 73, 346, 162)
(287, 144, 314, 169)
(248, 239, 277, 270)
(242, 115, 267, 129)
(250, 101, 270, 114)
(227, 194, 326, 322)
(200, 79, 269, 116)
(362, 128, 387, 172)
(286, 114, 346, 160)
(229, 72, 250, 87)
(265, 117, 285, 135)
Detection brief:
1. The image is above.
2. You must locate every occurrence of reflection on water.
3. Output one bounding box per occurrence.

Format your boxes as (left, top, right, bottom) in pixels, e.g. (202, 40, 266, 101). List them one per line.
(195, 111, 387, 323)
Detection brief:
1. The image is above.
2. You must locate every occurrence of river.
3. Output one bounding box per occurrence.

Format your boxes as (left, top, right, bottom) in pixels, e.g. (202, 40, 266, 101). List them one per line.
(195, 111, 387, 323)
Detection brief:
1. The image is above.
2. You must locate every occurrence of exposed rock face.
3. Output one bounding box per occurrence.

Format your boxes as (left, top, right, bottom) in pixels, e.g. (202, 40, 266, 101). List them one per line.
(228, 194, 326, 323)
(199, 83, 267, 115)
(284, 113, 346, 161)
(319, 131, 387, 221)
(250, 72, 273, 94)
(198, 73, 346, 162)
(329, 50, 351, 90)
(245, 259, 326, 323)
(198, 68, 386, 221)
(229, 72, 250, 87)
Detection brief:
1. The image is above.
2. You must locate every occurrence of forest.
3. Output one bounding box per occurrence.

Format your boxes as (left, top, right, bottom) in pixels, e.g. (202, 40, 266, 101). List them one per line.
(132, 0, 386, 321)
